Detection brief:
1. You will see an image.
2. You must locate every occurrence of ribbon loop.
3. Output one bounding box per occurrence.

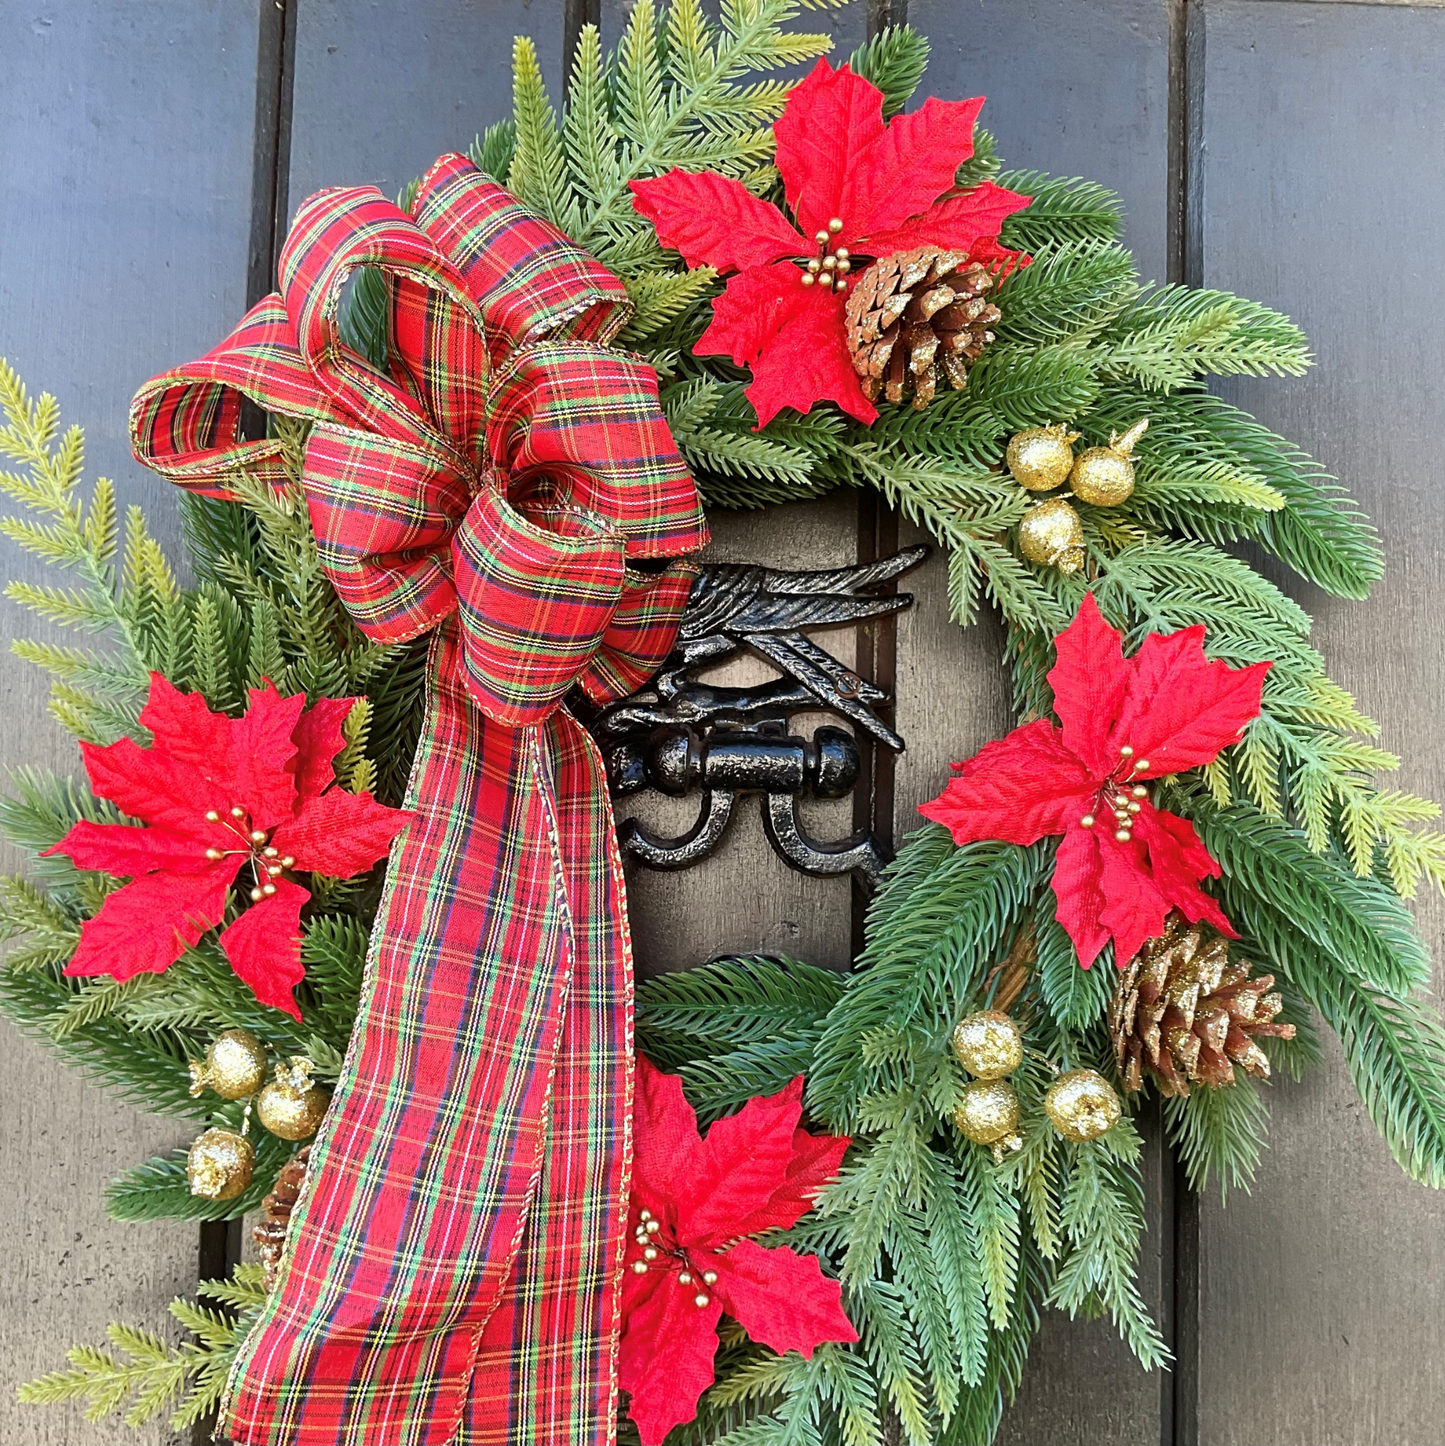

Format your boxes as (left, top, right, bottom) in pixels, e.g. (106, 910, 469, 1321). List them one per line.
(415, 153, 633, 360)
(130, 156, 707, 724)
(279, 185, 489, 464)
(302, 424, 467, 644)
(454, 488, 626, 726)
(488, 341, 706, 559)
(129, 295, 341, 498)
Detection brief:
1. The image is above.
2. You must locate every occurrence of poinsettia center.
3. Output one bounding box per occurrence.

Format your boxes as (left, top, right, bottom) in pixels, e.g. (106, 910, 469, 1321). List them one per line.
(627, 1209, 717, 1309)
(795, 216, 862, 295)
(201, 805, 295, 902)
(1077, 745, 1153, 844)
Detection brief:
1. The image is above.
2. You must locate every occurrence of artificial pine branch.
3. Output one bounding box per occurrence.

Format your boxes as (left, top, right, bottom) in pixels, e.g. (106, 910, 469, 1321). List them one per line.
(847, 26, 931, 118)
(1164, 1081, 1270, 1198)
(17, 1267, 268, 1430)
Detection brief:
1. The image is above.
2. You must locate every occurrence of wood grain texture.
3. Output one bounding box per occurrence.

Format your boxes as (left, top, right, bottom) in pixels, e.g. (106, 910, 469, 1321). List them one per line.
(0, 3, 264, 1441)
(1194, 4, 1445, 1441)
(624, 496, 861, 978)
(286, 0, 565, 207)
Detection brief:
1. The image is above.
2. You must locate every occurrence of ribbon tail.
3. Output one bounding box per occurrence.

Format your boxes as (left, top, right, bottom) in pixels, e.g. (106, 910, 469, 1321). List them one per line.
(463, 713, 635, 1446)
(222, 627, 633, 1446)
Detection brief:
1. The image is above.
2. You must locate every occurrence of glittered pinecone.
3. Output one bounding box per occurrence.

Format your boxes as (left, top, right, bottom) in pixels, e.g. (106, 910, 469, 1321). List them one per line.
(844, 246, 1000, 409)
(252, 1147, 310, 1290)
(1110, 914, 1295, 1097)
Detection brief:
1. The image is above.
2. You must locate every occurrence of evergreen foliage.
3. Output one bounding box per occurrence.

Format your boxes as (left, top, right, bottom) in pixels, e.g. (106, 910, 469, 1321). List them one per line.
(15, 1267, 267, 1430)
(4, 7, 1443, 1443)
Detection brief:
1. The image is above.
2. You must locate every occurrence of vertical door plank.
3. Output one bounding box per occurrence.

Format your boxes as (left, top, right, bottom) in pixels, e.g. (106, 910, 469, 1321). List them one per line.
(624, 498, 861, 979)
(896, 4, 1176, 1442)
(286, 0, 565, 206)
(909, 0, 1173, 283)
(1195, 4, 1445, 1442)
(0, 4, 264, 1443)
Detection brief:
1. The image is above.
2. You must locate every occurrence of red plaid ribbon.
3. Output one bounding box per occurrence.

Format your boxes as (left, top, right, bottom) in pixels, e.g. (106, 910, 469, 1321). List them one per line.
(130, 153, 707, 1446)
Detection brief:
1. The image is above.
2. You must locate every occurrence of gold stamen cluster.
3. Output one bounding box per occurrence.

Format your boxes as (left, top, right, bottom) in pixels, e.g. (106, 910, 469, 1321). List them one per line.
(628, 1209, 717, 1309)
(1078, 745, 1151, 844)
(201, 804, 296, 900)
(799, 216, 850, 293)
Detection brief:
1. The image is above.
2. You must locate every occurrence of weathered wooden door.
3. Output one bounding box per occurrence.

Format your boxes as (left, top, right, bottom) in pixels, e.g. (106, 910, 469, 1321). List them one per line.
(2, 2, 1442, 1443)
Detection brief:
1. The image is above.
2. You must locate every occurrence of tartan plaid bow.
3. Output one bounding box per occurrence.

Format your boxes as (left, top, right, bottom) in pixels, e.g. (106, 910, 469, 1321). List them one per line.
(130, 153, 707, 1446)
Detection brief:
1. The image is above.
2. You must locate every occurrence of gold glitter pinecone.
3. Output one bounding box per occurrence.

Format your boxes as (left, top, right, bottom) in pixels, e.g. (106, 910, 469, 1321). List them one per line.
(1109, 914, 1296, 1097)
(844, 246, 1000, 409)
(253, 1147, 310, 1291)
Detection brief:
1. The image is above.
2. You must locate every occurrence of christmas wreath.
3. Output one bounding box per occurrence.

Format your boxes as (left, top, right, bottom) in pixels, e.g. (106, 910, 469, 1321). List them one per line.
(6, 8, 1445, 1445)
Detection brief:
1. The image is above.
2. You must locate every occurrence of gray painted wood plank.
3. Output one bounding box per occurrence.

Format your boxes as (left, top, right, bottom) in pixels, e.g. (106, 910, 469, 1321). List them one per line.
(898, 5, 1176, 1440)
(625, 497, 861, 978)
(0, 3, 265, 1441)
(910, 0, 1173, 284)
(287, 0, 566, 207)
(1195, 4, 1445, 1442)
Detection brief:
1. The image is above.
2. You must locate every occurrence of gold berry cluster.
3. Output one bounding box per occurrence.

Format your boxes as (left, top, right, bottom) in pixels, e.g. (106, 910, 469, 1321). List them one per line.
(1006, 418, 1149, 575)
(201, 803, 296, 902)
(628, 1208, 718, 1311)
(798, 217, 852, 294)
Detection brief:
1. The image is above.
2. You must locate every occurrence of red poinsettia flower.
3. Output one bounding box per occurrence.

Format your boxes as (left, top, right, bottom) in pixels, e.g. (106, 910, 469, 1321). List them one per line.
(919, 596, 1270, 968)
(630, 58, 1031, 429)
(46, 674, 411, 1018)
(620, 1057, 856, 1445)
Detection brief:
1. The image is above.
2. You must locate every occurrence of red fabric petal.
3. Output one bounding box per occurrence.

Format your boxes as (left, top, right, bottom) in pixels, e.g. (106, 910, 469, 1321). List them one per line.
(710, 1238, 857, 1358)
(232, 683, 307, 829)
(629, 169, 802, 272)
(220, 877, 309, 1018)
(80, 735, 219, 840)
(773, 60, 886, 242)
(746, 1126, 850, 1234)
(683, 1076, 804, 1245)
(1133, 806, 1236, 937)
(619, 1259, 723, 1446)
(861, 181, 1033, 256)
(696, 262, 873, 427)
(270, 788, 411, 878)
(843, 95, 986, 240)
(630, 1057, 701, 1226)
(290, 696, 356, 804)
(1114, 629, 1270, 779)
(1054, 807, 1233, 969)
(1046, 595, 1134, 778)
(46, 820, 218, 876)
(1052, 825, 1112, 968)
(918, 719, 1098, 846)
(743, 291, 875, 429)
(1046, 595, 1269, 781)
(91, 676, 307, 837)
(1096, 829, 1173, 968)
(64, 860, 240, 982)
(138, 673, 234, 774)
(695, 261, 812, 368)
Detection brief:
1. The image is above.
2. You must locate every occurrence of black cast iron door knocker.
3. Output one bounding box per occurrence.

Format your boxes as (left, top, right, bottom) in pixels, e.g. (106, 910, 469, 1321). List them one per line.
(588, 545, 927, 884)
